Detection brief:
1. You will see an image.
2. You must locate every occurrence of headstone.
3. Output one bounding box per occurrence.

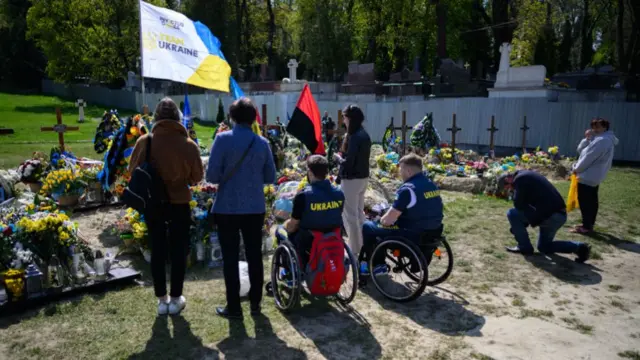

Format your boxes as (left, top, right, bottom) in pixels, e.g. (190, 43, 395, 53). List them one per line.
(494, 42, 546, 88)
(347, 61, 375, 83)
(287, 59, 298, 82)
(75, 99, 86, 123)
(126, 71, 137, 90)
(389, 67, 421, 82)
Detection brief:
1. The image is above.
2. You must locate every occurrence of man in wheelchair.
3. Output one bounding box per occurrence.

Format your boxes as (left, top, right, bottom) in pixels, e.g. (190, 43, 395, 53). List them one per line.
(361, 153, 444, 276)
(275, 155, 345, 271)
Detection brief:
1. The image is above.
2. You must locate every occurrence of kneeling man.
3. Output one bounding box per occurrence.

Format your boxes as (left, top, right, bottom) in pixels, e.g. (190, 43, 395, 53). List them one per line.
(361, 154, 444, 275)
(499, 170, 590, 262)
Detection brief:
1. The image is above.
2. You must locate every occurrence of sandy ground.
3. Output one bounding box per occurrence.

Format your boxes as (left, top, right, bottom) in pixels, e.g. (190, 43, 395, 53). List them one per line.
(61, 192, 640, 360)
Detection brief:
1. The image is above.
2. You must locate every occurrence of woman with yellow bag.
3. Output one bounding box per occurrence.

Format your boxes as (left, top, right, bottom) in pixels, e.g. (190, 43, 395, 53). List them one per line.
(570, 118, 619, 234)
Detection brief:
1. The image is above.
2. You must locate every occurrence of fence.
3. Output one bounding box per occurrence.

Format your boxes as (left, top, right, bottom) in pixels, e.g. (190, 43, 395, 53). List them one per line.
(42, 80, 640, 161)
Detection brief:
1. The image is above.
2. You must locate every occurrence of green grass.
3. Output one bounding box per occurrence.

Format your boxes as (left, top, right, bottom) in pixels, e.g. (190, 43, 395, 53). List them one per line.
(0, 93, 216, 168)
(1, 93, 639, 358)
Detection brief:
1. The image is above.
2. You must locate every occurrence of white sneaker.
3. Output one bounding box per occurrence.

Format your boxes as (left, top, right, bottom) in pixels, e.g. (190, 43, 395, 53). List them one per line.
(168, 296, 186, 315)
(157, 298, 169, 316)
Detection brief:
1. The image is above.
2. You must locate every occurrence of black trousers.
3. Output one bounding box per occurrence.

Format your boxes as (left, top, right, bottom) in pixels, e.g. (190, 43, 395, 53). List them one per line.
(215, 213, 265, 312)
(577, 183, 599, 230)
(146, 204, 191, 298)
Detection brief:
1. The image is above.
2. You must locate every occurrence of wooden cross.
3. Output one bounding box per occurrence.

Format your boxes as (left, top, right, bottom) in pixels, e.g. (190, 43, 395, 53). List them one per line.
(487, 115, 499, 158)
(261, 104, 267, 134)
(520, 115, 530, 153)
(446, 113, 462, 152)
(392, 111, 410, 155)
(75, 99, 86, 123)
(40, 108, 80, 153)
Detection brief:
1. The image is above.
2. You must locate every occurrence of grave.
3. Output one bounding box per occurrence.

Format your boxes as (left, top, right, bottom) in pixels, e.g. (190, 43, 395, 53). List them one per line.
(488, 43, 551, 98)
(430, 59, 481, 97)
(342, 61, 378, 94)
(41, 108, 80, 152)
(75, 99, 86, 123)
(0, 268, 141, 316)
(386, 67, 424, 97)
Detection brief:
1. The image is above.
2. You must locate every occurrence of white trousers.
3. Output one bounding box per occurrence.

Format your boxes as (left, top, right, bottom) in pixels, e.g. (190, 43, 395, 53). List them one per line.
(341, 178, 368, 255)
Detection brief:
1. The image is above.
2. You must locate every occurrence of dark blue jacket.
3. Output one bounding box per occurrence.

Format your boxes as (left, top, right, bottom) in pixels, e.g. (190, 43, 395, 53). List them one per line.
(394, 172, 443, 231)
(297, 180, 345, 231)
(513, 170, 566, 227)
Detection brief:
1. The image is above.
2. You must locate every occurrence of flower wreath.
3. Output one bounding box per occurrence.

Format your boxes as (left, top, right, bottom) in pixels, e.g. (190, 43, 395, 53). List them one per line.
(94, 110, 122, 154)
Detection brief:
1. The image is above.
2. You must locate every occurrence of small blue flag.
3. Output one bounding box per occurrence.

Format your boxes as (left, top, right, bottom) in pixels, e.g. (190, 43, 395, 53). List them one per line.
(183, 92, 198, 144)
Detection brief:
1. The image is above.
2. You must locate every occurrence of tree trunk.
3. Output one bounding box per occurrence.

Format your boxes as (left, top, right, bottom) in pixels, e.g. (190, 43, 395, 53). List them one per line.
(235, 0, 242, 69)
(266, 0, 276, 66)
(580, 0, 593, 69)
(617, 0, 626, 72)
(436, 1, 447, 59)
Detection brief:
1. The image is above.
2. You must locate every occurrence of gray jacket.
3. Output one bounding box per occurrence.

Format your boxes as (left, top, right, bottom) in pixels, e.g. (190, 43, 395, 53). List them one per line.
(573, 131, 619, 187)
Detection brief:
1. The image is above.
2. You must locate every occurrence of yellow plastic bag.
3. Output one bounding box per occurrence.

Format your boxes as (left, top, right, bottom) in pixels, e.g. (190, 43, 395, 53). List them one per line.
(566, 174, 580, 212)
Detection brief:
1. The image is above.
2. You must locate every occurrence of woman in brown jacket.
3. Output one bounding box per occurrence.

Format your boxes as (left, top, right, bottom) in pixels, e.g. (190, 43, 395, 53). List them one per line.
(129, 97, 204, 316)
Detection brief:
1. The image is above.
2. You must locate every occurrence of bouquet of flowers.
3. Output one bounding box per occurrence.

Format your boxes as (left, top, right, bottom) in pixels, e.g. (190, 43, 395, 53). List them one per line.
(16, 211, 81, 262)
(472, 161, 489, 171)
(80, 164, 102, 183)
(49, 146, 76, 169)
(17, 153, 48, 184)
(428, 146, 464, 163)
(116, 208, 148, 250)
(40, 168, 87, 199)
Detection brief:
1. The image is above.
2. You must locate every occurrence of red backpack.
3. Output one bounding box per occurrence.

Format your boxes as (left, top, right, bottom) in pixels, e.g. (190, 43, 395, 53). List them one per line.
(304, 229, 345, 296)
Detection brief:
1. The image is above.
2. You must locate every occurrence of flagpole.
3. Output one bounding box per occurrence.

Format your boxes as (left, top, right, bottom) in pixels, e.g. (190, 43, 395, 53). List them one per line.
(138, 0, 146, 111)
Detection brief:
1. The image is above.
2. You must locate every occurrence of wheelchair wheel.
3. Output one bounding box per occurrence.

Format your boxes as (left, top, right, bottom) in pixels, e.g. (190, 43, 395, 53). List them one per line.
(335, 243, 359, 305)
(369, 238, 429, 302)
(270, 241, 302, 312)
(425, 238, 454, 286)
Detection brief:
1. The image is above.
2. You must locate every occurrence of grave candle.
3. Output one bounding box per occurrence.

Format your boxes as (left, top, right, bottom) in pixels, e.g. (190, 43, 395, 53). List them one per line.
(25, 263, 44, 298)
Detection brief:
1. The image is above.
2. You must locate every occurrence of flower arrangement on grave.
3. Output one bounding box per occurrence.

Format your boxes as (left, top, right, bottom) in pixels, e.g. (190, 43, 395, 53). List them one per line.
(49, 146, 76, 169)
(410, 113, 441, 151)
(2, 269, 25, 301)
(17, 153, 49, 186)
(428, 146, 464, 163)
(115, 208, 148, 250)
(40, 168, 87, 201)
(98, 116, 148, 197)
(93, 110, 122, 154)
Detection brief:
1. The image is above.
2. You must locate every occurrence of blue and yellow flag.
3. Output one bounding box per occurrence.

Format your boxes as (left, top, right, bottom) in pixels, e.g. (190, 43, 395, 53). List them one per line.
(140, 1, 231, 92)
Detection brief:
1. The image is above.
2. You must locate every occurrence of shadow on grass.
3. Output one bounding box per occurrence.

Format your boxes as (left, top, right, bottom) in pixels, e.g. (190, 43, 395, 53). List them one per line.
(217, 314, 307, 360)
(360, 285, 485, 336)
(280, 297, 382, 360)
(586, 231, 640, 254)
(128, 316, 219, 359)
(525, 253, 603, 285)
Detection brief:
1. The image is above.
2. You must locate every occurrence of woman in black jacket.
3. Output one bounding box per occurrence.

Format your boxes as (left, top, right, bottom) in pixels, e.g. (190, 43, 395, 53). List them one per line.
(333, 104, 371, 260)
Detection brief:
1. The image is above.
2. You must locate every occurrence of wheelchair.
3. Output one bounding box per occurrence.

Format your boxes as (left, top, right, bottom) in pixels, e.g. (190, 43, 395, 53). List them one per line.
(266, 235, 359, 312)
(361, 211, 454, 302)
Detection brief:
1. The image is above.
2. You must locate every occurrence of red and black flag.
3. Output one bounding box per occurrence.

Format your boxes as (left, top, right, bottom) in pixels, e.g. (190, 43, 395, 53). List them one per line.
(286, 84, 325, 155)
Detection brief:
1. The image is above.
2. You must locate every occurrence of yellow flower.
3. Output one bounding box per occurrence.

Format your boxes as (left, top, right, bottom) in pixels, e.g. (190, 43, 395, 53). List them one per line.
(59, 231, 70, 241)
(189, 200, 197, 209)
